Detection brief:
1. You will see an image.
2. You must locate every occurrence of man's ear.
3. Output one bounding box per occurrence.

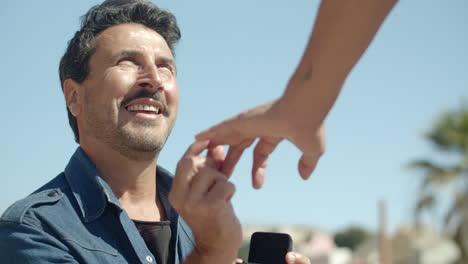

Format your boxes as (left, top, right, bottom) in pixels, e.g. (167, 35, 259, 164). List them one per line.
(63, 79, 82, 117)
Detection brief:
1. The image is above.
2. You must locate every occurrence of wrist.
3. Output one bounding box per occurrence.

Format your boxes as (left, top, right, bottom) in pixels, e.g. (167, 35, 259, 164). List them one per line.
(186, 247, 238, 264)
(275, 81, 327, 142)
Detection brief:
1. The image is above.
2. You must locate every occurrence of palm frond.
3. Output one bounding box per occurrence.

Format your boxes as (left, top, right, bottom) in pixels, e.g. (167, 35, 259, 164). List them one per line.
(407, 160, 442, 171)
(426, 104, 468, 153)
(408, 159, 462, 188)
(444, 192, 467, 228)
(415, 194, 436, 213)
(408, 101, 468, 251)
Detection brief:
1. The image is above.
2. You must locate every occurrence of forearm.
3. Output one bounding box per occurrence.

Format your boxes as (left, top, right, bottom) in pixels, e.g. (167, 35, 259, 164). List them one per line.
(281, 0, 398, 126)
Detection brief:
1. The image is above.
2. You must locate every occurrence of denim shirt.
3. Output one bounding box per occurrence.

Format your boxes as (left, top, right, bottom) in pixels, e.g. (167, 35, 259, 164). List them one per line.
(0, 148, 195, 264)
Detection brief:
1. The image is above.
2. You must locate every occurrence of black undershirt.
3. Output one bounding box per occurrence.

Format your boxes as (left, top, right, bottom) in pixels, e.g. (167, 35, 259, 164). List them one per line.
(133, 220, 172, 264)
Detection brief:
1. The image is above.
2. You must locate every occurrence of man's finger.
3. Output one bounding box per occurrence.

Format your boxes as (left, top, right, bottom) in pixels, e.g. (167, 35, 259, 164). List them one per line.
(285, 252, 311, 264)
(204, 178, 236, 203)
(186, 166, 218, 204)
(207, 145, 225, 170)
(171, 141, 211, 205)
(170, 156, 205, 205)
(221, 139, 254, 178)
(182, 140, 210, 159)
(252, 137, 281, 189)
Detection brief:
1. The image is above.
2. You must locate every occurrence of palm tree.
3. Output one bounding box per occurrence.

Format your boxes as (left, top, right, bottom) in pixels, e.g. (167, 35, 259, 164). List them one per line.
(408, 102, 468, 262)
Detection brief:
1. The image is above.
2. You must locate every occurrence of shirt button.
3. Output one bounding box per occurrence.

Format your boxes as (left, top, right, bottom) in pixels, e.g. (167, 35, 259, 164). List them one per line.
(47, 191, 59, 197)
(146, 256, 153, 262)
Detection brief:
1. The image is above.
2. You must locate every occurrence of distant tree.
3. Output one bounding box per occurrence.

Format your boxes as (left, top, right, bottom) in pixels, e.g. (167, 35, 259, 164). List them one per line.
(334, 226, 370, 251)
(408, 102, 468, 263)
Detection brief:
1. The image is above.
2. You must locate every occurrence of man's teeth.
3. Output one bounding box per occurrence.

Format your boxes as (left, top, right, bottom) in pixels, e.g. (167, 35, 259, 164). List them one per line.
(127, 104, 160, 114)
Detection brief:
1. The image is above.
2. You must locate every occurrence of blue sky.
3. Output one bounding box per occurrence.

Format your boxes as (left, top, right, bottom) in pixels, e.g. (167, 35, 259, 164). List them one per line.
(1, 0, 467, 234)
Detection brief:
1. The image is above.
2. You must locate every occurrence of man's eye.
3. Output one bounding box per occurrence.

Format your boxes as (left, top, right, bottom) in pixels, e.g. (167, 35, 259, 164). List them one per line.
(156, 64, 175, 80)
(117, 58, 138, 66)
(157, 64, 174, 73)
(157, 63, 171, 69)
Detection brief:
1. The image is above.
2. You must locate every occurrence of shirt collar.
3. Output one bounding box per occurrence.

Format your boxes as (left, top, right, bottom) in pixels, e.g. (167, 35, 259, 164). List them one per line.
(64, 147, 118, 223)
(156, 166, 177, 222)
(64, 147, 176, 224)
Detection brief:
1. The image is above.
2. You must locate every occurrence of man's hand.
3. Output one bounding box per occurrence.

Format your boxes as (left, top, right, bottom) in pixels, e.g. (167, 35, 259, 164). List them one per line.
(196, 99, 326, 189)
(169, 140, 242, 264)
(233, 252, 312, 264)
(286, 252, 312, 264)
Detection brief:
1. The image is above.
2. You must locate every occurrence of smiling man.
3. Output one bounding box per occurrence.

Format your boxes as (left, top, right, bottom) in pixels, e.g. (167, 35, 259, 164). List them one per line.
(0, 1, 310, 264)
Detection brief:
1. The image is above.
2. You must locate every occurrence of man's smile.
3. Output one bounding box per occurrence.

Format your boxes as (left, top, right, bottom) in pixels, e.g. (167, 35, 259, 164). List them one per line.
(127, 104, 161, 114)
(124, 98, 165, 120)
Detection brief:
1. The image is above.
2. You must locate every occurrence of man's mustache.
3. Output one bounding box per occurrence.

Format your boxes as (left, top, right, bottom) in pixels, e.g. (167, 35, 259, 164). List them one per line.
(121, 90, 169, 115)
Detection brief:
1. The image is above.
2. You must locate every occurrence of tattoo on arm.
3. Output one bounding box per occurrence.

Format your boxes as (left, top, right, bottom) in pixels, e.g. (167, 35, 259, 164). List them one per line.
(301, 67, 313, 82)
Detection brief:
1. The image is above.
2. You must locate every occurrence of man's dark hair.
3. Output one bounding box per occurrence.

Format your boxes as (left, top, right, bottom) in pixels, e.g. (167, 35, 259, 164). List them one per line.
(59, 0, 181, 143)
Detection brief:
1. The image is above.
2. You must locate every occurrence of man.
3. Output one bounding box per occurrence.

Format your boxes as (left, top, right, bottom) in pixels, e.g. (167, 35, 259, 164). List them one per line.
(0, 1, 310, 263)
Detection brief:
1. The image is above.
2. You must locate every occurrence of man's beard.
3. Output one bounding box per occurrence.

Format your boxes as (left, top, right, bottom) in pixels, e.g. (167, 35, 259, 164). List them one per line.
(84, 107, 175, 161)
(83, 90, 175, 161)
(115, 121, 171, 159)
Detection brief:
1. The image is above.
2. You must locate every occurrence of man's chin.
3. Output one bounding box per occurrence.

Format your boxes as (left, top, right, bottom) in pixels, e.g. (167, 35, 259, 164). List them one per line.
(114, 130, 166, 154)
(114, 141, 164, 161)
(125, 135, 166, 151)
(116, 122, 174, 154)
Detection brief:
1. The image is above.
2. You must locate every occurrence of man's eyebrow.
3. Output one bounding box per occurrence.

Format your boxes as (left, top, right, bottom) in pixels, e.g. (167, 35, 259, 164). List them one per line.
(157, 56, 176, 68)
(110, 50, 176, 68)
(110, 49, 143, 61)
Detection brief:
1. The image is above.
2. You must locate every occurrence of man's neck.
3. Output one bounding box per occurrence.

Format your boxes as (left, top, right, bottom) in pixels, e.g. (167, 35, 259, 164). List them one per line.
(80, 141, 166, 222)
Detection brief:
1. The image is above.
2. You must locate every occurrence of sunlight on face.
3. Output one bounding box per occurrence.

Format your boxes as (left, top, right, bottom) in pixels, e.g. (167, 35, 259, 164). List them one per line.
(79, 23, 179, 159)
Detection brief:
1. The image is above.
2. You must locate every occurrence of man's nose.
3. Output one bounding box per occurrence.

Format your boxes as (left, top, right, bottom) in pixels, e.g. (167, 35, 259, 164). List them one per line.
(136, 65, 164, 92)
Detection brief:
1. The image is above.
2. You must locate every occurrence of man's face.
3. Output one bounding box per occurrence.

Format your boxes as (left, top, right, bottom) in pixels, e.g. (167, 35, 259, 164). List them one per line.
(77, 23, 178, 158)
